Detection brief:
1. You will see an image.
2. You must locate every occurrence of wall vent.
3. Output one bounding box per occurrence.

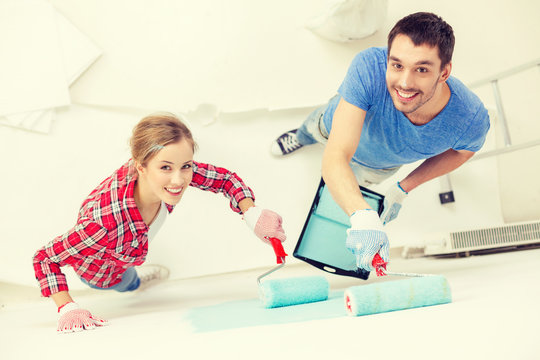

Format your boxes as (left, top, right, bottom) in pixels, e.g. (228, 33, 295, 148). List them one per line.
(424, 220, 540, 256)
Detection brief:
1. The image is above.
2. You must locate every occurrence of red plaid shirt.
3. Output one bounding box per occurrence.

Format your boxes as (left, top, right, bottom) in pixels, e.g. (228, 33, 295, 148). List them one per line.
(33, 160, 254, 297)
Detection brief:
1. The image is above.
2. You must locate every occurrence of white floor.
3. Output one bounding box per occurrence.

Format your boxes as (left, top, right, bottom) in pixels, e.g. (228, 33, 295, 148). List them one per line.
(1, 247, 539, 360)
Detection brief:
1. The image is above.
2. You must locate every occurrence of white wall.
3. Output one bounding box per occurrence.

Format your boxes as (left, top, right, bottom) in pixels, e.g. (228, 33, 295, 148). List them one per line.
(1, 0, 539, 288)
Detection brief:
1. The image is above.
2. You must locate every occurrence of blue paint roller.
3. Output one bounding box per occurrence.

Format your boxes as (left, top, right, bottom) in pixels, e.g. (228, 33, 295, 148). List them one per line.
(344, 254, 452, 316)
(257, 238, 329, 308)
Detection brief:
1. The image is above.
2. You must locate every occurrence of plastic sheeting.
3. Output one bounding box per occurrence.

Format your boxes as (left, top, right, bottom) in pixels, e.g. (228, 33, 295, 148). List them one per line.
(306, 0, 387, 42)
(49, 0, 382, 113)
(0, 0, 100, 133)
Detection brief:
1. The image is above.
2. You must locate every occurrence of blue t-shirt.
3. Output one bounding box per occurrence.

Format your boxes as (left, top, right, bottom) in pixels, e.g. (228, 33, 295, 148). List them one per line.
(322, 47, 490, 169)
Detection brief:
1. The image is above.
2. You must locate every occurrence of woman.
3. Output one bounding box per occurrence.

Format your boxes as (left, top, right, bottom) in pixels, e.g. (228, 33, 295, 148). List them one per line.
(33, 113, 286, 333)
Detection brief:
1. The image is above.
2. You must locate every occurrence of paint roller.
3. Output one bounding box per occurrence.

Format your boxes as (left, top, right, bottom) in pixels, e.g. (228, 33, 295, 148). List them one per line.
(257, 237, 330, 308)
(344, 253, 452, 316)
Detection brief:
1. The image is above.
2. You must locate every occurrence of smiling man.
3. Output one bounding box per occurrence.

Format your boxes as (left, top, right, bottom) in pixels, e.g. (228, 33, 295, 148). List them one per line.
(271, 12, 490, 271)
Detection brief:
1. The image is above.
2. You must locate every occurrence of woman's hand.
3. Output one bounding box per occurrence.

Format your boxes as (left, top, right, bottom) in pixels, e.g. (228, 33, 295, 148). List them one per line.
(57, 302, 108, 333)
(243, 206, 286, 243)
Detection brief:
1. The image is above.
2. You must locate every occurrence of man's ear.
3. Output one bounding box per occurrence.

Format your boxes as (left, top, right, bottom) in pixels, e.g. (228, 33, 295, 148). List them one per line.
(440, 61, 452, 82)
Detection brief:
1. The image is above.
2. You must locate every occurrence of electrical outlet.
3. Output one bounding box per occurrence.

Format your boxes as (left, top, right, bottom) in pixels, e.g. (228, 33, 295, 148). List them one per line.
(439, 191, 455, 204)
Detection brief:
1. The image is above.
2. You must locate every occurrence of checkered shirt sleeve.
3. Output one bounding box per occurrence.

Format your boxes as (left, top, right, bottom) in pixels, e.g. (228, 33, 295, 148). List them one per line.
(32, 220, 108, 297)
(191, 161, 255, 213)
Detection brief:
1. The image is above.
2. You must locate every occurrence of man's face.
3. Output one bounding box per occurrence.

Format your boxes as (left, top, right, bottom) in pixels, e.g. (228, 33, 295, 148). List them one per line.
(386, 34, 450, 116)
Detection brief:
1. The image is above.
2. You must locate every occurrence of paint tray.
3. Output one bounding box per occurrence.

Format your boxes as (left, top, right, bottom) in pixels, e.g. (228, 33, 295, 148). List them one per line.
(293, 178, 385, 280)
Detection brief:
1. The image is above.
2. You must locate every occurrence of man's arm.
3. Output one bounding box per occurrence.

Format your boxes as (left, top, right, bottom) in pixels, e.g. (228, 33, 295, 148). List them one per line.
(399, 149, 475, 193)
(322, 98, 370, 216)
(323, 98, 390, 270)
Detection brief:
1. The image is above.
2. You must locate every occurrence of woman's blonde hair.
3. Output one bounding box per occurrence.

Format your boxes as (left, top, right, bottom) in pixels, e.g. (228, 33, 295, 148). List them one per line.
(130, 113, 197, 166)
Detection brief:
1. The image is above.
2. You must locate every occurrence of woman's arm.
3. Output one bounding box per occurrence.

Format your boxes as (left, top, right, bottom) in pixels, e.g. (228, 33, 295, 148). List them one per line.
(33, 220, 109, 333)
(190, 161, 255, 213)
(51, 291, 74, 308)
(238, 198, 255, 213)
(190, 163, 285, 242)
(33, 220, 108, 298)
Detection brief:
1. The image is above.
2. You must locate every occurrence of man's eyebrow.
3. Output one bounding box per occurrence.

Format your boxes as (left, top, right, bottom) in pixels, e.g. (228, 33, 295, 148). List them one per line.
(389, 55, 435, 67)
(415, 60, 435, 66)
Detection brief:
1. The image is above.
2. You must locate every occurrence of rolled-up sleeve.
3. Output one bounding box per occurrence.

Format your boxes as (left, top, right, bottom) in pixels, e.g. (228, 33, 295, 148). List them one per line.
(32, 220, 108, 297)
(190, 161, 255, 213)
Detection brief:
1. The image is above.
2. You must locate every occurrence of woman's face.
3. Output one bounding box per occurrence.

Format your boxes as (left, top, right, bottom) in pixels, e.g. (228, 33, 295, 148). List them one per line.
(136, 140, 194, 206)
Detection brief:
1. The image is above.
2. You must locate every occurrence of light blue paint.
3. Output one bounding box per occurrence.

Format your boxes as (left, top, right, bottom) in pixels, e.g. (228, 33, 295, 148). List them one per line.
(314, 186, 351, 225)
(184, 291, 346, 332)
(345, 276, 452, 316)
(296, 214, 356, 270)
(314, 185, 382, 226)
(259, 276, 329, 308)
(295, 185, 383, 272)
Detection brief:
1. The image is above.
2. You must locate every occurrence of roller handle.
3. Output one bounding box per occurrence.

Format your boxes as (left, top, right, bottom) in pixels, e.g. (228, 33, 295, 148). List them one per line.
(267, 237, 287, 264)
(372, 253, 388, 277)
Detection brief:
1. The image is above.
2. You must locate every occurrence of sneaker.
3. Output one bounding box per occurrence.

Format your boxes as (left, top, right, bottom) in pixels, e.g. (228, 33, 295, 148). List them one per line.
(270, 129, 304, 156)
(135, 264, 170, 291)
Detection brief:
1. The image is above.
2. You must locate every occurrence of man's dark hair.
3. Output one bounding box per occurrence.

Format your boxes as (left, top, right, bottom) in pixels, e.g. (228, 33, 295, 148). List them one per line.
(388, 12, 455, 68)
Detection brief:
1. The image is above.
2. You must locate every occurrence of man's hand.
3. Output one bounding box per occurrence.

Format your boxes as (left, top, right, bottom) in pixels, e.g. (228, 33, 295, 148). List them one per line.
(380, 182, 408, 225)
(346, 209, 389, 271)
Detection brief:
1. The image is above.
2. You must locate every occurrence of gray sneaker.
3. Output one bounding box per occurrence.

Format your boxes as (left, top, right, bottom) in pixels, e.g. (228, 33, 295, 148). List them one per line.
(135, 264, 170, 291)
(271, 129, 304, 156)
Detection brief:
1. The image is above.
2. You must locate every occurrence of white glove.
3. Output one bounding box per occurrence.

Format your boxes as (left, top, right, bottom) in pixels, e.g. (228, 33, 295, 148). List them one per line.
(380, 182, 408, 225)
(243, 206, 286, 243)
(346, 209, 390, 271)
(57, 302, 108, 333)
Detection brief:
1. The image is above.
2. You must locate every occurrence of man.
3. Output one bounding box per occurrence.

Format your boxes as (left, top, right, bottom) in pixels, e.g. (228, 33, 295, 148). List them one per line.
(271, 12, 490, 272)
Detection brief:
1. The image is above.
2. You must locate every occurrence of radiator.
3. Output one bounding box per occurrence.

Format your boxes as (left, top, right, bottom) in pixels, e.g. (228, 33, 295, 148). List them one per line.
(423, 220, 540, 256)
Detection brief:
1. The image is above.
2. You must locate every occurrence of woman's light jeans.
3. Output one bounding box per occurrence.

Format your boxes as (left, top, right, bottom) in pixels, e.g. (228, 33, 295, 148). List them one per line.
(80, 267, 140, 292)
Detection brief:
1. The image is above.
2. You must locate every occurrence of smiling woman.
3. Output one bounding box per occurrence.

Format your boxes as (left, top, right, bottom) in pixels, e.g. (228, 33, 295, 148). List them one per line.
(130, 115, 197, 224)
(32, 112, 286, 334)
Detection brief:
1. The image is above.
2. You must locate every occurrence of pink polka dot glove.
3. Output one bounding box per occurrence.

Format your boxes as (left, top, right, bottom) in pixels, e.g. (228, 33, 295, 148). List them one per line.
(243, 206, 287, 244)
(57, 302, 108, 333)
